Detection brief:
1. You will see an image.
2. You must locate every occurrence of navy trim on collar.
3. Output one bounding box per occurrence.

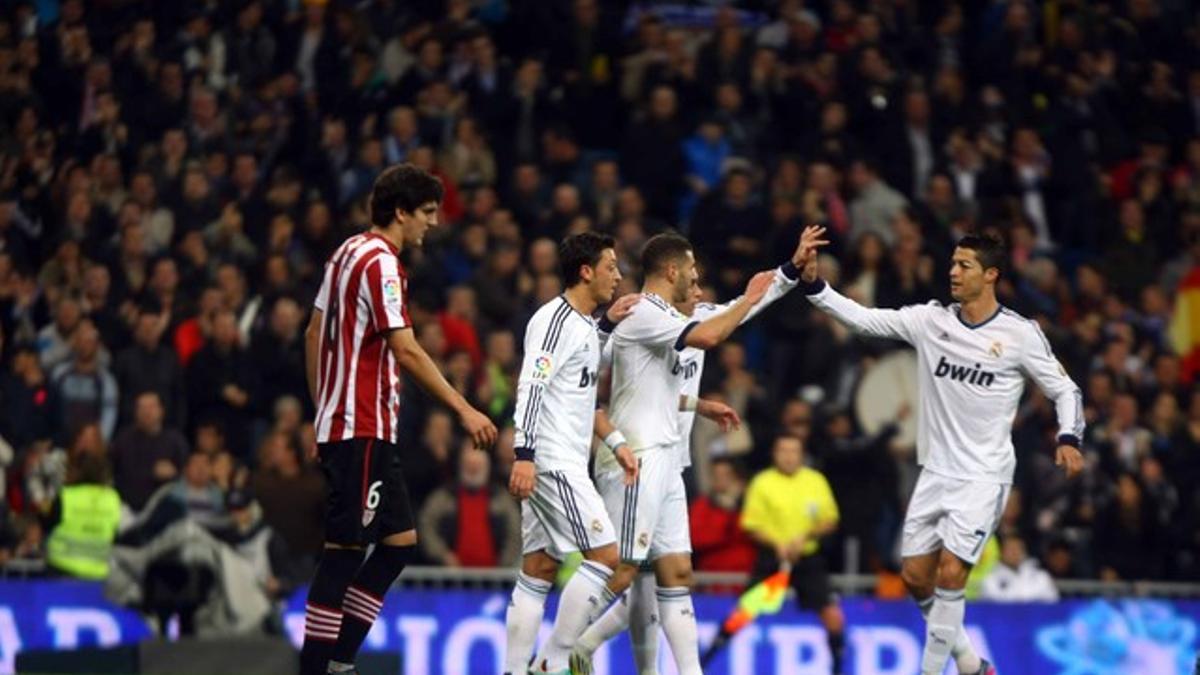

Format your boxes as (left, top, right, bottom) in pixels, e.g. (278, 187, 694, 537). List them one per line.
(956, 304, 1003, 330)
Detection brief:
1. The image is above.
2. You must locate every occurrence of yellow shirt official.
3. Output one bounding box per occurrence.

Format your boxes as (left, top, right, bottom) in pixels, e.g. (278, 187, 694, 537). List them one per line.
(741, 466, 839, 556)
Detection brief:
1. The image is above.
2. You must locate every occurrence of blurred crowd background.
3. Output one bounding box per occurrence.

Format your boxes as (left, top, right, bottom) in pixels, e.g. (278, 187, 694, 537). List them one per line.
(0, 0, 1199, 611)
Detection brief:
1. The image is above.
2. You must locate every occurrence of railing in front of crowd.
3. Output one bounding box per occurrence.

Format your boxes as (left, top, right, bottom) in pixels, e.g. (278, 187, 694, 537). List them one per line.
(6, 560, 1199, 598)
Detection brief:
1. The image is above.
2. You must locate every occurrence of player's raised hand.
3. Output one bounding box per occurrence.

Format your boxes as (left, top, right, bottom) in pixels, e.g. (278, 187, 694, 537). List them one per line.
(461, 406, 498, 449)
(509, 459, 535, 499)
(614, 444, 639, 486)
(744, 270, 776, 304)
(605, 293, 641, 324)
(1055, 444, 1084, 479)
(697, 398, 741, 432)
(800, 225, 830, 282)
(792, 225, 829, 268)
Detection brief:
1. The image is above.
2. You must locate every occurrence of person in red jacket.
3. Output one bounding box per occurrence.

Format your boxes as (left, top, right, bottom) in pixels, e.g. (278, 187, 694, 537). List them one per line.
(690, 457, 756, 573)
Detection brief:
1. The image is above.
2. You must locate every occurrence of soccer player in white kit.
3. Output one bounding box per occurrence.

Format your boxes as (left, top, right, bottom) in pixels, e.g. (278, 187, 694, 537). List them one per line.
(572, 228, 818, 675)
(800, 230, 1085, 675)
(559, 232, 789, 675)
(502, 232, 640, 675)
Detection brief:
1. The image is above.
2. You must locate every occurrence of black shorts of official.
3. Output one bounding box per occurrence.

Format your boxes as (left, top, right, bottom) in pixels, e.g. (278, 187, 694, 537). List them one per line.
(317, 437, 415, 547)
(750, 546, 838, 612)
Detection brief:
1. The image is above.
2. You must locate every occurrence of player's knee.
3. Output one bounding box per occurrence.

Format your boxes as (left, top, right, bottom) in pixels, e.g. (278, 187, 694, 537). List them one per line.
(609, 561, 640, 591)
(936, 552, 970, 589)
(586, 545, 620, 571)
(900, 562, 933, 598)
(521, 551, 560, 582)
(653, 556, 694, 588)
(381, 529, 417, 547)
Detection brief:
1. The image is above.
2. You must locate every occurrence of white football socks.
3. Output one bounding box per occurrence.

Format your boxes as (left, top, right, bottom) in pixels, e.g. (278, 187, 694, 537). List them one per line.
(918, 593, 981, 673)
(533, 560, 615, 671)
(655, 586, 701, 675)
(504, 572, 552, 674)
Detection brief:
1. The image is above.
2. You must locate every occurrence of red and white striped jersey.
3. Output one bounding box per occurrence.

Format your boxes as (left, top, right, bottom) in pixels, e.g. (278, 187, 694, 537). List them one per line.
(313, 232, 410, 443)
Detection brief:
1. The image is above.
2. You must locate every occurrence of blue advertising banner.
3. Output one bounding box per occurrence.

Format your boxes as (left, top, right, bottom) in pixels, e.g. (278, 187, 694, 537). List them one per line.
(0, 580, 1196, 674)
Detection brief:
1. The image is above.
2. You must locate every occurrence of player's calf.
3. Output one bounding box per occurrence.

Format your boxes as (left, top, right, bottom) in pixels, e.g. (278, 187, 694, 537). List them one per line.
(300, 547, 366, 675)
(328, 542, 416, 672)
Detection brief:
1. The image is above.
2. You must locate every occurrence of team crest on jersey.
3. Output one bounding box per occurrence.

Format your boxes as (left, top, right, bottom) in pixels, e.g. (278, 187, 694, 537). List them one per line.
(988, 341, 1003, 358)
(362, 508, 376, 527)
(382, 277, 401, 303)
(592, 519, 604, 533)
(638, 532, 649, 548)
(533, 354, 553, 379)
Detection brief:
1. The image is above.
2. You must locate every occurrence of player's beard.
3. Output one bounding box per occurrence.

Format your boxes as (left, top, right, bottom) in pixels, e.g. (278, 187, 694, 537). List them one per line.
(673, 275, 690, 303)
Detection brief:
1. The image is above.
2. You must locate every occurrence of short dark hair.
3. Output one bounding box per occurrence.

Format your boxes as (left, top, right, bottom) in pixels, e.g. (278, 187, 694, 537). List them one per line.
(956, 232, 1006, 276)
(710, 456, 746, 481)
(369, 163, 444, 226)
(559, 231, 615, 287)
(640, 232, 693, 277)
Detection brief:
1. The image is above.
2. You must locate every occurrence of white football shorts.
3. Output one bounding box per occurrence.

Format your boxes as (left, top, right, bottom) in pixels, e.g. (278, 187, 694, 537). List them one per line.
(901, 468, 1011, 565)
(522, 465, 617, 557)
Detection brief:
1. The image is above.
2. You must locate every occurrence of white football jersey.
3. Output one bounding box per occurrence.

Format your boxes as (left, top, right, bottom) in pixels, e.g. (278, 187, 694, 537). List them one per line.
(673, 347, 704, 469)
(512, 296, 603, 471)
(806, 281, 1084, 484)
(604, 264, 800, 472)
(669, 265, 800, 468)
(605, 292, 693, 457)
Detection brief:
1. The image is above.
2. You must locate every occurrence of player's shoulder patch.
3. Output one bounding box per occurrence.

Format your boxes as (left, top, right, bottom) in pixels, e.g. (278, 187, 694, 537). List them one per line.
(381, 276, 402, 305)
(529, 350, 555, 380)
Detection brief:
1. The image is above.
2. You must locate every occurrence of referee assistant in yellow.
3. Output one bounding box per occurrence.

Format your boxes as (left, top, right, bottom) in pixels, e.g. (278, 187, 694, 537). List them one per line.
(741, 433, 846, 675)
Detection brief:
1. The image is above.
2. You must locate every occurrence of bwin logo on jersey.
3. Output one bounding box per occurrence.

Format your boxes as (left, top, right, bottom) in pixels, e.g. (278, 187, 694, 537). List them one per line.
(672, 357, 699, 379)
(578, 366, 598, 388)
(933, 355, 996, 387)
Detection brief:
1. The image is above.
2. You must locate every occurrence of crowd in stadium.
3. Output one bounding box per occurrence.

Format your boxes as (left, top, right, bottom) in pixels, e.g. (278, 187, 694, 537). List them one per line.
(0, 0, 1198, 598)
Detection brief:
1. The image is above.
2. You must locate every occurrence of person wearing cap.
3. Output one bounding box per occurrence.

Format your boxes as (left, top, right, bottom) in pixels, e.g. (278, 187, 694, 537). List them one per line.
(218, 487, 300, 604)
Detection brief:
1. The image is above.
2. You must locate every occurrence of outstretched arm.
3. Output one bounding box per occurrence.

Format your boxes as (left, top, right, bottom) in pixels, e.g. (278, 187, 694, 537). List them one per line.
(683, 271, 775, 349)
(799, 228, 921, 344)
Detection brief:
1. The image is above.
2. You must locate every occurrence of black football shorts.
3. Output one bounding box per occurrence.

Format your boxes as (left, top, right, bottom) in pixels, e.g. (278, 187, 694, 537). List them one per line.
(317, 437, 415, 546)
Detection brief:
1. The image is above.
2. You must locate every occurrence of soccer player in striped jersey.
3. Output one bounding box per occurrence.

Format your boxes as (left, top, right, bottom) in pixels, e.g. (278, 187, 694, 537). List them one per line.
(502, 232, 640, 675)
(799, 230, 1083, 675)
(300, 164, 497, 675)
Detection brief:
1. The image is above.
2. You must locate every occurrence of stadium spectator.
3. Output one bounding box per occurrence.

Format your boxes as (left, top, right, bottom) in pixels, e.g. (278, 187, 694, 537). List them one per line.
(820, 405, 904, 572)
(185, 309, 256, 459)
(847, 158, 907, 247)
(417, 445, 519, 568)
(689, 457, 755, 573)
(980, 535, 1059, 603)
(1, 345, 57, 452)
(50, 319, 119, 443)
(25, 423, 106, 520)
(36, 295, 84, 373)
(250, 431, 324, 569)
(114, 309, 185, 428)
(251, 296, 309, 418)
(147, 451, 228, 532)
(110, 391, 189, 512)
(218, 487, 301, 605)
